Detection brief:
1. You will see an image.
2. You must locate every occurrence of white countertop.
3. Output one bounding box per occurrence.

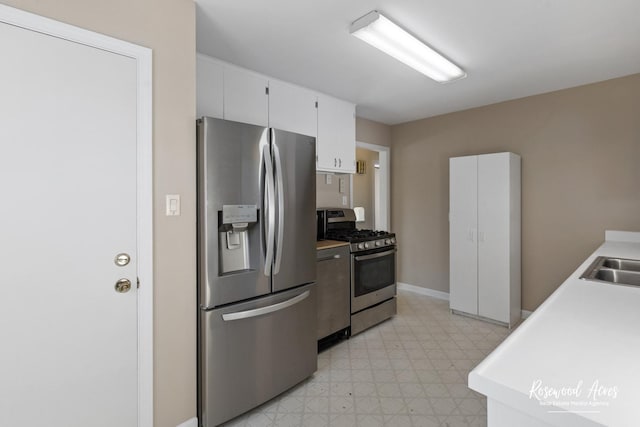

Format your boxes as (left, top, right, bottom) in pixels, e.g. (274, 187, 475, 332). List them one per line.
(469, 231, 640, 427)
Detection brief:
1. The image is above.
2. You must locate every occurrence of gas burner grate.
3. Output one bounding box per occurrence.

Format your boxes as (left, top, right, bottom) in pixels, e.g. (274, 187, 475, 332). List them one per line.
(326, 229, 394, 243)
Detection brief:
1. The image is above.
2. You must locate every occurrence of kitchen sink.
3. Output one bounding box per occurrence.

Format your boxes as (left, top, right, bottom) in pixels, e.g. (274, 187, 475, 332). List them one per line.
(602, 257, 640, 272)
(594, 268, 640, 286)
(581, 256, 640, 287)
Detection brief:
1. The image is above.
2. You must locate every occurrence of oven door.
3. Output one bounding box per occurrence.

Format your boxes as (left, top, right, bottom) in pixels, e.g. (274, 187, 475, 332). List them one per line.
(351, 247, 397, 313)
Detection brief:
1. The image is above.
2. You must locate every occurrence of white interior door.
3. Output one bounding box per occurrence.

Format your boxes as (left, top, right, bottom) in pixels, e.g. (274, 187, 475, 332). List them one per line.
(0, 20, 138, 427)
(449, 155, 478, 315)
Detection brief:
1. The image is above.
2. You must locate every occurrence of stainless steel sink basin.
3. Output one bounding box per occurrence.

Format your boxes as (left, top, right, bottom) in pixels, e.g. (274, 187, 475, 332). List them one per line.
(602, 257, 640, 272)
(594, 268, 640, 286)
(581, 256, 640, 287)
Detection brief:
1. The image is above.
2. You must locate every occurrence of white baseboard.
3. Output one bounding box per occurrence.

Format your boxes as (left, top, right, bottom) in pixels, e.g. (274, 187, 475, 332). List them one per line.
(176, 417, 198, 427)
(398, 282, 533, 320)
(397, 282, 450, 301)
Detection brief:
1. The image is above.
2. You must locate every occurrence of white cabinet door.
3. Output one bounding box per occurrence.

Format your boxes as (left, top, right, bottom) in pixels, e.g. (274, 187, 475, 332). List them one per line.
(478, 153, 511, 323)
(449, 156, 479, 315)
(337, 118, 356, 173)
(269, 79, 317, 137)
(317, 94, 355, 173)
(223, 64, 268, 126)
(196, 54, 223, 119)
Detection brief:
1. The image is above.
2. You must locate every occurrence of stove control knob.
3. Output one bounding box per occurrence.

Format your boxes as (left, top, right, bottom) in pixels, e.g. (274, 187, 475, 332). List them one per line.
(375, 241, 382, 247)
(358, 243, 365, 250)
(364, 242, 370, 249)
(385, 239, 391, 245)
(390, 238, 396, 244)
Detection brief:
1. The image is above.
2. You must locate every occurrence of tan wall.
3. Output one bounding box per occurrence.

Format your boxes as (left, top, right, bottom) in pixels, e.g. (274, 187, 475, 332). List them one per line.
(1, 1, 197, 425)
(356, 116, 392, 146)
(316, 173, 351, 208)
(353, 148, 379, 230)
(391, 74, 640, 311)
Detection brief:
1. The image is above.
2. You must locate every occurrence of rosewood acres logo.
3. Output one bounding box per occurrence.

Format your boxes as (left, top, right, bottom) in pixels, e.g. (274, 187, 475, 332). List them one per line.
(529, 379, 619, 413)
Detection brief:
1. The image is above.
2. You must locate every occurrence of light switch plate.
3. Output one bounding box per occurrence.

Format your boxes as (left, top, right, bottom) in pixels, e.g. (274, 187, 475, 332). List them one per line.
(339, 178, 345, 194)
(342, 196, 348, 206)
(166, 194, 181, 216)
(325, 174, 332, 185)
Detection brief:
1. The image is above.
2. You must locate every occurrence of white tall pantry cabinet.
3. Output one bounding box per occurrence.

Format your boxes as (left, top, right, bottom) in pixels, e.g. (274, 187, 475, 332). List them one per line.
(449, 152, 521, 327)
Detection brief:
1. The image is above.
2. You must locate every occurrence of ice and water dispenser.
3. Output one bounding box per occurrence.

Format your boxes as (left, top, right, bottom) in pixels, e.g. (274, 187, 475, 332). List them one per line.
(218, 204, 257, 275)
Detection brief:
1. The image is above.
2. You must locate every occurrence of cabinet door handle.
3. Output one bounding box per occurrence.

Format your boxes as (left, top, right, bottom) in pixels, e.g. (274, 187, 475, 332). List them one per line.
(339, 158, 342, 167)
(318, 254, 341, 262)
(334, 158, 337, 167)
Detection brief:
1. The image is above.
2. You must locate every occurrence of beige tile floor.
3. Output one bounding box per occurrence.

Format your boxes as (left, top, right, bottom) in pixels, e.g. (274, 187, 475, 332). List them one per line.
(223, 289, 511, 427)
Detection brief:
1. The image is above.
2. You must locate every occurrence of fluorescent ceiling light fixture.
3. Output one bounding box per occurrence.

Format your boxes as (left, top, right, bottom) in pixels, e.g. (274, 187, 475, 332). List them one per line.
(350, 10, 466, 83)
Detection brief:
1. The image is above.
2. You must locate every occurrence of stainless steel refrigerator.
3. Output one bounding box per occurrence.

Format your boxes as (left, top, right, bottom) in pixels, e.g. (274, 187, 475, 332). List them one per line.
(196, 117, 317, 427)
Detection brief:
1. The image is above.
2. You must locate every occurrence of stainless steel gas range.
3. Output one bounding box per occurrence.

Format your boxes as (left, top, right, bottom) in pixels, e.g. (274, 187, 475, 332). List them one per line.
(320, 208, 397, 335)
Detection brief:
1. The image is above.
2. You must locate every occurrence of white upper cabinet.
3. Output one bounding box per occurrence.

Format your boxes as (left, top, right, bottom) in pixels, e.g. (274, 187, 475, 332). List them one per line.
(196, 54, 356, 172)
(223, 64, 268, 127)
(316, 94, 356, 173)
(196, 54, 223, 119)
(268, 79, 317, 137)
(196, 55, 268, 126)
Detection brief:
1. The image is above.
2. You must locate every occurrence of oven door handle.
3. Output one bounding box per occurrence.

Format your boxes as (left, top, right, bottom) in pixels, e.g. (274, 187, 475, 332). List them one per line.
(355, 248, 396, 261)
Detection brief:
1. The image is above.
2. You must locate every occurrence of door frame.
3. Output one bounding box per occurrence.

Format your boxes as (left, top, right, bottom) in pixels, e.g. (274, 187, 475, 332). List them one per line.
(0, 5, 154, 427)
(351, 141, 391, 231)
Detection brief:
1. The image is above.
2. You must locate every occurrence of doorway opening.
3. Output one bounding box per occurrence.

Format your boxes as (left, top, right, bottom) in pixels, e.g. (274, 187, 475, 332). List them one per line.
(350, 141, 390, 231)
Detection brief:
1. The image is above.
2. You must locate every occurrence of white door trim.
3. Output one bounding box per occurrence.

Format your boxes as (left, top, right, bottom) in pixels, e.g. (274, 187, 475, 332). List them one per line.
(0, 5, 154, 427)
(354, 141, 391, 231)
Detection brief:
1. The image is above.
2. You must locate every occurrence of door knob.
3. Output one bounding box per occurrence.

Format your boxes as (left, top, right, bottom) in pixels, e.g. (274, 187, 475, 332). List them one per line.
(115, 278, 132, 293)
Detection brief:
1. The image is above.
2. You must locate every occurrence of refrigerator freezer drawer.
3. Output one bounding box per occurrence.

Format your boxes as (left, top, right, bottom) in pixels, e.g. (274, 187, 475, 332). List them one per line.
(199, 284, 317, 427)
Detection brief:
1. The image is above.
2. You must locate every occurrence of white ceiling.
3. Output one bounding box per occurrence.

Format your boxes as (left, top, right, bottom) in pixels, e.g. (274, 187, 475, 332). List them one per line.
(196, 0, 640, 125)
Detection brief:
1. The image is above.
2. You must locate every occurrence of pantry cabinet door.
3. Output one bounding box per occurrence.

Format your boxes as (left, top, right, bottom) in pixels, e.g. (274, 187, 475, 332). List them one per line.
(477, 153, 511, 323)
(449, 155, 479, 315)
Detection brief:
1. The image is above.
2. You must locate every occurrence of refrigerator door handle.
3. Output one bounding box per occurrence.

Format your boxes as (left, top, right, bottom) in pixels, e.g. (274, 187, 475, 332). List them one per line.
(272, 130, 285, 275)
(221, 290, 310, 321)
(262, 143, 276, 276)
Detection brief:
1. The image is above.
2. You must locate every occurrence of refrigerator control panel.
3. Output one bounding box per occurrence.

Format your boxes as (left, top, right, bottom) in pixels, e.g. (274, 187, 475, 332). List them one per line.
(222, 205, 257, 224)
